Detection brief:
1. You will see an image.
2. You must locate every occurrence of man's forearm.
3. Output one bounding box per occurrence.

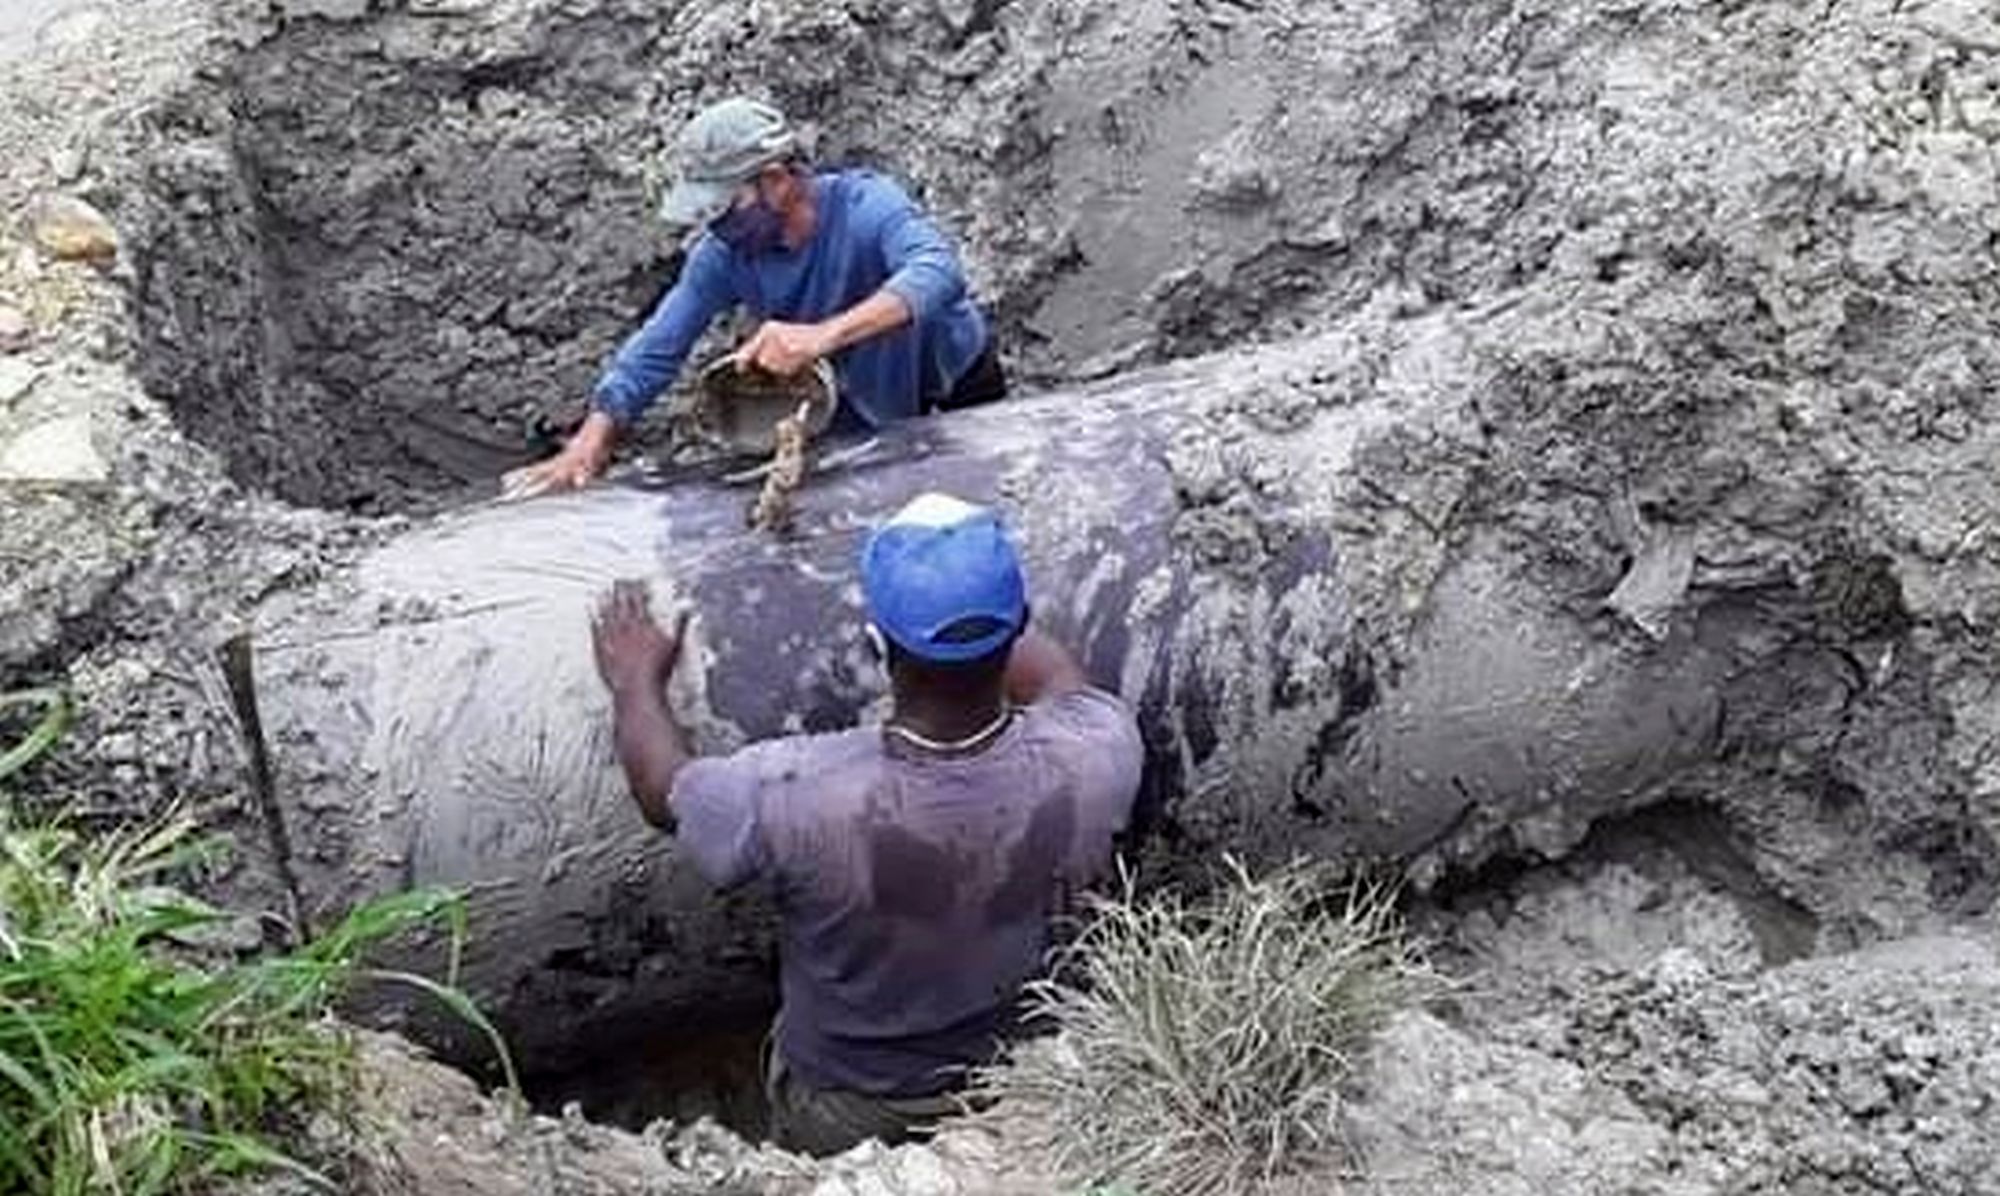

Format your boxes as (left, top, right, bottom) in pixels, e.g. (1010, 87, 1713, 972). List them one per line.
(573, 409, 619, 455)
(598, 263, 727, 425)
(609, 681, 691, 829)
(819, 289, 913, 355)
(1004, 628, 1089, 706)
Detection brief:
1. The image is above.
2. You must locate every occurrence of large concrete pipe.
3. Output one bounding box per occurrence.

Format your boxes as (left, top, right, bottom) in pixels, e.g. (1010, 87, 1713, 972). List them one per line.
(249, 335, 1738, 1066)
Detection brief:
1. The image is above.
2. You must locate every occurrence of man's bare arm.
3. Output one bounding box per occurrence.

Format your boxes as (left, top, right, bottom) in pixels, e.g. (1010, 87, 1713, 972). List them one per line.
(1004, 627, 1089, 707)
(735, 289, 913, 377)
(592, 580, 693, 829)
(818, 288, 914, 354)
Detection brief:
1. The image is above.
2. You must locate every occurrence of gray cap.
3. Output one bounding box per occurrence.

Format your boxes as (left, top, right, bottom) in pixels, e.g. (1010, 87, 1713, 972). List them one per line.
(659, 98, 799, 227)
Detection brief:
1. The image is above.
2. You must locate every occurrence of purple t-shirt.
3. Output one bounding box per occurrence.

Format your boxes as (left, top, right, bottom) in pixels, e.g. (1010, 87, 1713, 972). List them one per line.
(670, 688, 1144, 1097)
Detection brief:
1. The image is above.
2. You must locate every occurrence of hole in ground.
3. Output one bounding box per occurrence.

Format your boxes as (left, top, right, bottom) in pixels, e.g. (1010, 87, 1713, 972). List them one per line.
(131, 13, 683, 514)
(522, 1003, 777, 1140)
(127, 0, 1475, 514)
(359, 973, 780, 1142)
(1408, 797, 1823, 1024)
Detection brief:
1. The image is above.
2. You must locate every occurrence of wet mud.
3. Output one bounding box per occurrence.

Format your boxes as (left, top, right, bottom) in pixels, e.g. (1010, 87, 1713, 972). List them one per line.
(240, 343, 1726, 1071)
(7, 0, 2000, 1188)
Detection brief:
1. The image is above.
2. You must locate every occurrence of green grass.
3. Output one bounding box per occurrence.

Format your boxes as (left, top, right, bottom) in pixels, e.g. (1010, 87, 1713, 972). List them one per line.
(0, 690, 516, 1194)
(980, 858, 1434, 1196)
(0, 688, 73, 785)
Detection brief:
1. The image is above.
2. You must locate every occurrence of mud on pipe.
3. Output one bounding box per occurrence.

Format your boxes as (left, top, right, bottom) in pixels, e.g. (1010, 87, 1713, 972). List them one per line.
(248, 350, 1735, 1067)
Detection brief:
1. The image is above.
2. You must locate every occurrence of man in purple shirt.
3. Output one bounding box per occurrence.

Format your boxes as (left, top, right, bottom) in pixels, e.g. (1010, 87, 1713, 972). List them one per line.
(507, 98, 1005, 499)
(589, 493, 1143, 1154)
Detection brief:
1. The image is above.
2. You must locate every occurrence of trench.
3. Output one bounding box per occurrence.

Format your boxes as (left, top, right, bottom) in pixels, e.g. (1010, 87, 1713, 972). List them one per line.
(115, 0, 2000, 1153)
(130, 0, 1568, 514)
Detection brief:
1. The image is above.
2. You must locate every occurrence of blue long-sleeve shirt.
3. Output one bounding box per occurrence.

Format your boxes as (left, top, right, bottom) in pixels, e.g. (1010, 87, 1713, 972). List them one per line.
(593, 170, 989, 430)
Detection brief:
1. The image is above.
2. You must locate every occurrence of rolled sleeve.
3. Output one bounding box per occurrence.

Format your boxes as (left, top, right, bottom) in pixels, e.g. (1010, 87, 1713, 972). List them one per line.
(592, 238, 733, 426)
(671, 754, 770, 890)
(871, 181, 969, 324)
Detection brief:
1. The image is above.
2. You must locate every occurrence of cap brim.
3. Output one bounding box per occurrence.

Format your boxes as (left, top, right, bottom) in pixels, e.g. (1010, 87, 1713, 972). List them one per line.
(876, 610, 1024, 665)
(659, 178, 735, 228)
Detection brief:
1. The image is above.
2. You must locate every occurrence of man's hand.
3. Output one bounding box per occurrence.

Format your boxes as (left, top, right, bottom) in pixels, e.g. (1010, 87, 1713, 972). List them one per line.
(592, 579, 696, 830)
(592, 580, 690, 698)
(734, 320, 835, 377)
(502, 411, 617, 500)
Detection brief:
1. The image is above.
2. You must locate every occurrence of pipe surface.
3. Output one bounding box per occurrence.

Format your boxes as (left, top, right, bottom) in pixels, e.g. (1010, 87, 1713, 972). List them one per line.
(253, 343, 1735, 1062)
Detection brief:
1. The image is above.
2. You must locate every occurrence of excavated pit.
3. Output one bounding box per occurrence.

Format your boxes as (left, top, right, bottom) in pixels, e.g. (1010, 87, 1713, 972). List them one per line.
(129, 0, 1623, 514)
(132, 20, 678, 512)
(105, 0, 2000, 1151)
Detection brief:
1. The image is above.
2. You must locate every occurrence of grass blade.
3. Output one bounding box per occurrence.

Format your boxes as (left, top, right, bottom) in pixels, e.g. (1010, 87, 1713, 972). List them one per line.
(0, 688, 73, 784)
(361, 968, 521, 1100)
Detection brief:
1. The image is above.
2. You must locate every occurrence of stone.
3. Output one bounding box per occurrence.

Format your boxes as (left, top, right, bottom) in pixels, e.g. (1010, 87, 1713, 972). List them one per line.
(886, 1146, 960, 1196)
(0, 305, 30, 353)
(1606, 527, 1697, 640)
(47, 143, 88, 184)
(29, 194, 118, 265)
(0, 414, 108, 483)
(36, 8, 109, 54)
(275, 0, 374, 19)
(0, 359, 37, 405)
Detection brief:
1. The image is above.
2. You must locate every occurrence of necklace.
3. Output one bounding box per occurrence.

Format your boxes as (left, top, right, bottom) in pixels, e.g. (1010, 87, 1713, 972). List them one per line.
(883, 707, 1015, 754)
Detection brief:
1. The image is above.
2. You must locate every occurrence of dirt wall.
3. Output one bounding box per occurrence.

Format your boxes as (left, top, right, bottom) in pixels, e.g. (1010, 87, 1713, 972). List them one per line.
(6, 0, 2000, 1185)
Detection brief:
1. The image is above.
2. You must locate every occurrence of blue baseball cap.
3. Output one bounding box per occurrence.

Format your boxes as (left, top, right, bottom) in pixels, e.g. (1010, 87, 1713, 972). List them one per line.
(861, 493, 1028, 664)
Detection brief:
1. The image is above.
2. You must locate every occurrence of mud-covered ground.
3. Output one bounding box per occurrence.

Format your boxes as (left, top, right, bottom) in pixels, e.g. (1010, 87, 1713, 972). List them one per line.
(7, 0, 2000, 1191)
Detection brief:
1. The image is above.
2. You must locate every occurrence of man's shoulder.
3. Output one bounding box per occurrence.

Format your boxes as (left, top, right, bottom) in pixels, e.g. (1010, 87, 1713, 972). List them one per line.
(1019, 686, 1141, 744)
(683, 230, 739, 275)
(823, 168, 918, 216)
(1013, 687, 1144, 844)
(700, 726, 883, 785)
(1017, 687, 1144, 795)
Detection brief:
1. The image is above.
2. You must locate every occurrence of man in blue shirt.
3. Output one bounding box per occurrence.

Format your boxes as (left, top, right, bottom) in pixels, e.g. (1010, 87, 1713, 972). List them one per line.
(505, 98, 1004, 498)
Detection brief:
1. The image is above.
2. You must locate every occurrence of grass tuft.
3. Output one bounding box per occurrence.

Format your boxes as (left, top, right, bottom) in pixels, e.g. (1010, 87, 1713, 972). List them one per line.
(979, 858, 1433, 1196)
(0, 692, 514, 1194)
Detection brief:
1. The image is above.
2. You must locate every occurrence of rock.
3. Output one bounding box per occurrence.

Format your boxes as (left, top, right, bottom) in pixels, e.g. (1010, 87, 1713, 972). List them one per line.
(0, 305, 30, 353)
(29, 195, 118, 265)
(36, 8, 110, 55)
(813, 1141, 965, 1196)
(1528, 935, 2000, 1194)
(0, 414, 108, 483)
(1606, 527, 1697, 640)
(0, 359, 38, 405)
(885, 1146, 959, 1196)
(1343, 1010, 1677, 1195)
(274, 0, 374, 19)
(47, 144, 88, 185)
(166, 911, 267, 954)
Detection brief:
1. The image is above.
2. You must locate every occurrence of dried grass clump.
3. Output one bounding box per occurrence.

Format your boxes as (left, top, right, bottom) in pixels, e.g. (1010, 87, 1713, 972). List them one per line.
(981, 858, 1432, 1196)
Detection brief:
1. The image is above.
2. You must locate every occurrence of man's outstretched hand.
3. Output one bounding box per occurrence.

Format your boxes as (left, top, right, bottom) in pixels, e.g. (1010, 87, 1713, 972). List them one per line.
(592, 580, 690, 698)
(502, 411, 617, 501)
